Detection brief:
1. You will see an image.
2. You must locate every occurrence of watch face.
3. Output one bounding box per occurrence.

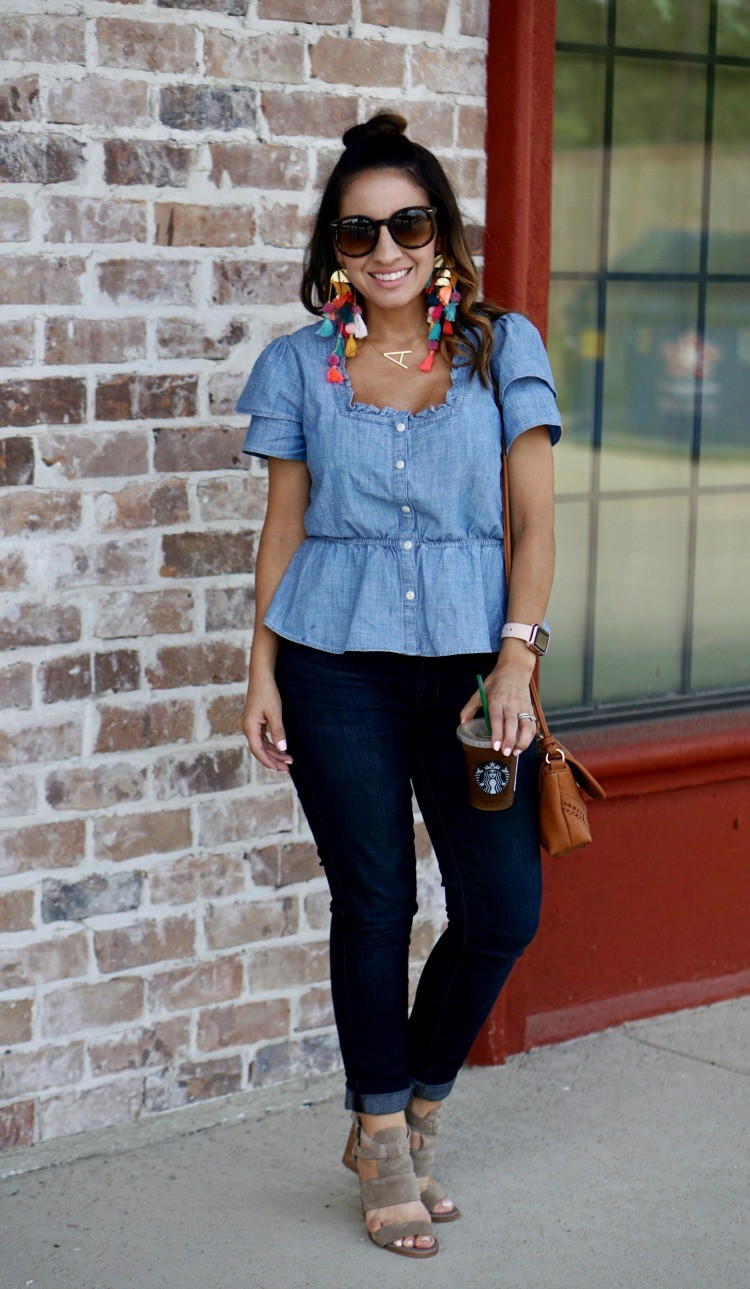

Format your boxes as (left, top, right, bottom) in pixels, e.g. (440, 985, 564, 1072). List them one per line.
(532, 625, 550, 655)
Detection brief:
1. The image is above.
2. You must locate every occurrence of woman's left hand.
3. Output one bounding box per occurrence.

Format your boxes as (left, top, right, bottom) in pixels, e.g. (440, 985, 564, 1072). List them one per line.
(459, 653, 538, 757)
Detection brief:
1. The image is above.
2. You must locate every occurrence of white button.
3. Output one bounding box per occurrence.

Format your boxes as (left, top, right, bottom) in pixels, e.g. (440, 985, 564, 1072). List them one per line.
(401, 505, 411, 514)
(405, 591, 415, 601)
(403, 541, 413, 550)
(395, 460, 405, 469)
(396, 422, 406, 432)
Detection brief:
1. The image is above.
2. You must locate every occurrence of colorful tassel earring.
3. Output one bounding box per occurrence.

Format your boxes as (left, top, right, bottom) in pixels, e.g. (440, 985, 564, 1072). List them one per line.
(316, 268, 367, 383)
(420, 254, 460, 372)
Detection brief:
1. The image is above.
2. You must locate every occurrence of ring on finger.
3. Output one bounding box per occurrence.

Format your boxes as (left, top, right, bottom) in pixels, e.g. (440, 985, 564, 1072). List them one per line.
(516, 712, 537, 724)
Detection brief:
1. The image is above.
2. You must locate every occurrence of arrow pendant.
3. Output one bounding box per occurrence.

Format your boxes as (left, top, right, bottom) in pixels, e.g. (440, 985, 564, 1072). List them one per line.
(383, 350, 411, 368)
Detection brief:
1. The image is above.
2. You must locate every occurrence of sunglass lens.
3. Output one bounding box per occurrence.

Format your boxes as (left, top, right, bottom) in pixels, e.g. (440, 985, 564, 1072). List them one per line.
(390, 208, 434, 248)
(336, 217, 376, 256)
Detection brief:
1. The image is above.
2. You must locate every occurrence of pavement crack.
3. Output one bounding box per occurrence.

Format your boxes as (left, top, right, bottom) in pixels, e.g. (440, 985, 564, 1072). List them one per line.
(623, 1030, 749, 1078)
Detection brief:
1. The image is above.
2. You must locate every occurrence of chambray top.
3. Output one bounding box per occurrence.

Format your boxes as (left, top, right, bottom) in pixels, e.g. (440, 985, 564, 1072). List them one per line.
(236, 312, 562, 656)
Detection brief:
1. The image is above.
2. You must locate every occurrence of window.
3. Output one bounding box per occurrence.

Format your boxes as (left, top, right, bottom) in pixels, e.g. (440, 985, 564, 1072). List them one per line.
(546, 0, 750, 721)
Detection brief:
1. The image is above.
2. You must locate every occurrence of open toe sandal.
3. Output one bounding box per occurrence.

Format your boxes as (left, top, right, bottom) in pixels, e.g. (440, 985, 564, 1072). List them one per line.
(405, 1102, 461, 1223)
(352, 1121, 439, 1259)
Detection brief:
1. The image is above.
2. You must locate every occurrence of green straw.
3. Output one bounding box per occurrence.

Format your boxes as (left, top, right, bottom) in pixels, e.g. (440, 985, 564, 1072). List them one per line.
(476, 673, 492, 736)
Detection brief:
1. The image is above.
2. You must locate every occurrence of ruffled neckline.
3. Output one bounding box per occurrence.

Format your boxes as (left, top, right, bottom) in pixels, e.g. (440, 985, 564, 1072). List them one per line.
(331, 345, 468, 422)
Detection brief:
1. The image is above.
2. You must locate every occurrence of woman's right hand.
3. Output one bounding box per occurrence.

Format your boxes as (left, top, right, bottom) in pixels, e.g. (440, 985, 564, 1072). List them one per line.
(241, 673, 293, 773)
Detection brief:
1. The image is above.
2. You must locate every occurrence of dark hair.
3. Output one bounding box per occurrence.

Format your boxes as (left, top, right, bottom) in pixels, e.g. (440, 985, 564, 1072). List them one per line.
(300, 111, 508, 389)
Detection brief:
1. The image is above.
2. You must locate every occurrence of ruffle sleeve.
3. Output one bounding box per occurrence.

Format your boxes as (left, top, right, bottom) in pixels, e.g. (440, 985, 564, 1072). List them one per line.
(491, 313, 563, 449)
(235, 334, 307, 462)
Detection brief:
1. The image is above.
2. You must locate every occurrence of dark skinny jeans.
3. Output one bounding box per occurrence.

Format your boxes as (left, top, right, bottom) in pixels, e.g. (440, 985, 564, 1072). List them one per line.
(275, 638, 542, 1114)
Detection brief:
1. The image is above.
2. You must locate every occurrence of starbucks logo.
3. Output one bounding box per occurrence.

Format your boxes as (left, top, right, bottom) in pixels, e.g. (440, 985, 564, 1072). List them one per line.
(475, 760, 510, 795)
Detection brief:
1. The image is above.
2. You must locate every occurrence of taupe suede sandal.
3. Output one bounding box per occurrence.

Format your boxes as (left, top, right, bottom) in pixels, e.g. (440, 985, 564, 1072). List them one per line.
(405, 1103, 461, 1223)
(352, 1122, 439, 1259)
(342, 1109, 459, 1225)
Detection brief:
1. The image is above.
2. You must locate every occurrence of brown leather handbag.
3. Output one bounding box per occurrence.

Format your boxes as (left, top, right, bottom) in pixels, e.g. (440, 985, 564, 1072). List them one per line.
(501, 439, 605, 856)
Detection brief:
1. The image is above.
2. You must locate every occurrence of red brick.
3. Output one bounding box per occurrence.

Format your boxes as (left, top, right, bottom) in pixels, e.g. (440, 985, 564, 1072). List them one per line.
(153, 425, 245, 472)
(411, 44, 486, 95)
(94, 479, 189, 531)
(98, 258, 197, 305)
(48, 77, 150, 128)
(261, 90, 358, 138)
(147, 641, 247, 690)
(446, 153, 486, 200)
(0, 256, 83, 305)
(0, 1101, 35, 1150)
(0, 321, 35, 367)
(0, 76, 40, 123)
(40, 1078, 143, 1140)
(249, 839, 321, 888)
(96, 588, 192, 636)
(160, 83, 256, 131)
(38, 655, 90, 704)
(147, 955, 243, 1012)
(48, 537, 151, 592)
(197, 475, 267, 524)
(204, 587, 254, 634)
(42, 871, 142, 924)
(45, 762, 147, 811)
(0, 135, 85, 185)
(0, 550, 29, 593)
(0, 436, 34, 485)
(0, 662, 33, 710)
(304, 888, 331, 931)
(196, 789, 294, 847)
(142, 1055, 241, 1112)
(204, 895, 297, 949)
(204, 692, 243, 736)
(94, 649, 141, 695)
(204, 31, 304, 83)
(96, 18, 198, 72)
(0, 490, 80, 536)
(258, 0, 349, 17)
(0, 718, 81, 766)
(152, 746, 248, 800)
(45, 197, 148, 245)
(95, 698, 194, 752)
(45, 317, 147, 366)
(0, 377, 85, 427)
(88, 1017, 190, 1077)
(161, 531, 254, 579)
(248, 941, 329, 990)
(196, 998, 289, 1052)
(41, 977, 144, 1037)
(311, 36, 404, 86)
(94, 914, 195, 973)
(0, 999, 33, 1045)
(149, 851, 245, 904)
(0, 197, 31, 242)
(0, 821, 85, 879)
(0, 602, 80, 650)
(103, 139, 195, 187)
(93, 807, 192, 863)
(460, 0, 489, 37)
(3, 16, 86, 64)
(95, 374, 198, 422)
(360, 0, 447, 28)
(296, 984, 334, 1031)
(209, 142, 306, 190)
(212, 259, 299, 305)
(259, 202, 311, 249)
(156, 318, 247, 361)
(40, 430, 148, 480)
(458, 103, 487, 150)
(0, 770, 36, 819)
(158, 0, 248, 10)
(155, 203, 256, 247)
(0, 1042, 84, 1098)
(0, 934, 88, 990)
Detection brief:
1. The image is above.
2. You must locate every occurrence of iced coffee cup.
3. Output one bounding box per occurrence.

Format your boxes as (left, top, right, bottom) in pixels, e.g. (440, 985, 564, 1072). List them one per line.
(456, 718, 518, 811)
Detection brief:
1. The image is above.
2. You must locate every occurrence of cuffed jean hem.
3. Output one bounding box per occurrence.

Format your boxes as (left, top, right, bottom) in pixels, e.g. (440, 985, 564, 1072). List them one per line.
(345, 1085, 413, 1114)
(409, 1075, 456, 1102)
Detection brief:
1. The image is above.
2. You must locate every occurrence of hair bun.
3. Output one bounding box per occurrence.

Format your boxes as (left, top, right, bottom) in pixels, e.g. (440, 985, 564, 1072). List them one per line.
(342, 112, 408, 149)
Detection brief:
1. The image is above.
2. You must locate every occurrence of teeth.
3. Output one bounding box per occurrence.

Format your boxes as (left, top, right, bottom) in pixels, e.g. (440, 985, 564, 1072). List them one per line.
(372, 269, 410, 281)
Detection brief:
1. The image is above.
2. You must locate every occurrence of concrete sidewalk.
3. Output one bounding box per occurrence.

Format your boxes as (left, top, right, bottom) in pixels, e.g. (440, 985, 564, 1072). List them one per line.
(1, 997, 748, 1289)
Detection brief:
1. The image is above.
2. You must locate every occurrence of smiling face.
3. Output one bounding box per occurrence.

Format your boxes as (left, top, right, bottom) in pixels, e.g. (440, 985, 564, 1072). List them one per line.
(335, 168, 438, 328)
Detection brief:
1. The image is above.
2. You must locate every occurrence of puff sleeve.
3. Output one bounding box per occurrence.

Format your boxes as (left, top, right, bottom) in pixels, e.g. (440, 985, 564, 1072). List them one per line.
(491, 313, 563, 449)
(235, 334, 307, 462)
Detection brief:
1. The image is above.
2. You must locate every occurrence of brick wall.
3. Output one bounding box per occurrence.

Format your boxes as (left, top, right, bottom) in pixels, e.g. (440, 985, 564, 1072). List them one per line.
(0, 0, 488, 1148)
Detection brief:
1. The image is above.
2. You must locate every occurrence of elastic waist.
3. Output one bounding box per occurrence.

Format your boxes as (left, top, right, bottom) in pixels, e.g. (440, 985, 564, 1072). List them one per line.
(307, 536, 503, 549)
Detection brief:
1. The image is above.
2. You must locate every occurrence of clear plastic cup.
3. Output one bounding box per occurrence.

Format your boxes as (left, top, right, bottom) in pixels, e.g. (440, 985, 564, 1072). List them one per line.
(456, 718, 518, 811)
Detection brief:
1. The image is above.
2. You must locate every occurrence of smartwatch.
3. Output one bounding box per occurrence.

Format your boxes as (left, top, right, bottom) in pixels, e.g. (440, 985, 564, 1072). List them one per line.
(501, 622, 550, 656)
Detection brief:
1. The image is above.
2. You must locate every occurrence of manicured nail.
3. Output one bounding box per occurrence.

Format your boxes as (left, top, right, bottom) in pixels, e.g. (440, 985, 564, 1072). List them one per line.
(503, 746, 512, 756)
(513, 748, 521, 756)
(277, 739, 287, 751)
(493, 741, 501, 751)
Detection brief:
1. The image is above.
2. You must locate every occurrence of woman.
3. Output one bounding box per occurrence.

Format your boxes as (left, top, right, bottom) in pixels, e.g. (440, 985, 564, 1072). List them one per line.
(237, 112, 561, 1258)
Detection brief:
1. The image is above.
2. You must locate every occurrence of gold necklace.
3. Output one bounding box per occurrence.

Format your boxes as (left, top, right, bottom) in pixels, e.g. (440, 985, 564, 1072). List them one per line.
(365, 334, 428, 370)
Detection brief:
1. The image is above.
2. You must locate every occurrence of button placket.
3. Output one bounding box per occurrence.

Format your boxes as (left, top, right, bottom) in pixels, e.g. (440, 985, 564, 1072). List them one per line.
(393, 417, 417, 648)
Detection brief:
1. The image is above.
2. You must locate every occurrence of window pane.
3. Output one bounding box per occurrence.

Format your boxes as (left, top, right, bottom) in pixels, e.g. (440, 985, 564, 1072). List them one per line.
(552, 54, 607, 273)
(609, 59, 706, 275)
(544, 502, 590, 707)
(691, 493, 750, 689)
(699, 284, 750, 487)
(717, 0, 750, 56)
(593, 497, 690, 702)
(556, 0, 608, 44)
(600, 282, 698, 492)
(548, 279, 598, 494)
(616, 0, 711, 52)
(708, 68, 750, 274)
